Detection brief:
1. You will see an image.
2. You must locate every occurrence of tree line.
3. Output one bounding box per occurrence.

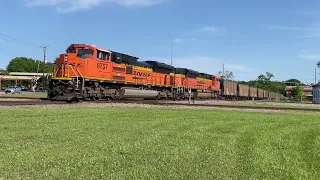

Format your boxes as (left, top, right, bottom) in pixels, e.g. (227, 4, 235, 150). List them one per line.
(1, 57, 55, 74)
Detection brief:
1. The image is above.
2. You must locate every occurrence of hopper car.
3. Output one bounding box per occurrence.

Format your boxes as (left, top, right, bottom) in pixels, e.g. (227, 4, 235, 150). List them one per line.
(48, 44, 283, 102)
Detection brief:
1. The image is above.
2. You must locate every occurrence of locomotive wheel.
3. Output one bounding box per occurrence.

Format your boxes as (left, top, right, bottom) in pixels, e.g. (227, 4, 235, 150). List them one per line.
(175, 95, 182, 101)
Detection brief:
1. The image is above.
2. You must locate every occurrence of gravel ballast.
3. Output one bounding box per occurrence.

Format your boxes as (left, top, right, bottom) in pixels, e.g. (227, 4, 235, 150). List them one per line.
(0, 102, 288, 113)
(164, 100, 320, 108)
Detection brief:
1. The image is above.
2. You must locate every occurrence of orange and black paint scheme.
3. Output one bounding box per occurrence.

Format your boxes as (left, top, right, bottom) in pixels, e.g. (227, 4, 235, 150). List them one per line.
(48, 44, 221, 101)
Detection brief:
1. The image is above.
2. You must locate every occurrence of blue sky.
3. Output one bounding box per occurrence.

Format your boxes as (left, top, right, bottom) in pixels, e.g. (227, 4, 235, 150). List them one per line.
(1, 0, 320, 83)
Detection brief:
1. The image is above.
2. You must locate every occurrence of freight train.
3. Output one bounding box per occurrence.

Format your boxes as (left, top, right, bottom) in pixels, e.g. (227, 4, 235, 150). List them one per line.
(48, 44, 283, 102)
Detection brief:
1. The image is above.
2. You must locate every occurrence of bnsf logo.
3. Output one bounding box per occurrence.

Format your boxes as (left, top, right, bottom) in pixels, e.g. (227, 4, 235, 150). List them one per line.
(97, 63, 108, 69)
(133, 71, 151, 77)
(197, 81, 205, 85)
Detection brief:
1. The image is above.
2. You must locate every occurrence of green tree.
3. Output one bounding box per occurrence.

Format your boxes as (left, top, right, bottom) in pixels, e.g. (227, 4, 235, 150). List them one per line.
(284, 79, 305, 86)
(218, 70, 234, 80)
(317, 61, 320, 68)
(244, 72, 287, 95)
(258, 72, 274, 81)
(7, 57, 54, 73)
(292, 85, 304, 102)
(0, 68, 8, 75)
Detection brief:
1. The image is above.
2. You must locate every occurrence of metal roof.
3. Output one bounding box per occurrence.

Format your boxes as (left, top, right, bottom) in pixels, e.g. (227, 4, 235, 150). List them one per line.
(8, 72, 52, 76)
(312, 83, 320, 87)
(0, 75, 40, 81)
(285, 86, 313, 91)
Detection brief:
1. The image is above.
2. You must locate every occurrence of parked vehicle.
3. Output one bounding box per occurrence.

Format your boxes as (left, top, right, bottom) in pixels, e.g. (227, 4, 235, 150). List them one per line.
(20, 86, 28, 91)
(5, 86, 22, 94)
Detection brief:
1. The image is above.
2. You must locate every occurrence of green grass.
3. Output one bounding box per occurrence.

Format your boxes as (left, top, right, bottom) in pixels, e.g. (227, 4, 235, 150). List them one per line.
(1, 107, 320, 179)
(231, 102, 320, 109)
(0, 92, 47, 99)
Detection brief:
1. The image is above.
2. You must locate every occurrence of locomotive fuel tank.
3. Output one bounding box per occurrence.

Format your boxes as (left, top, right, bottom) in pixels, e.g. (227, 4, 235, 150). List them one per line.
(119, 88, 159, 99)
(197, 92, 213, 98)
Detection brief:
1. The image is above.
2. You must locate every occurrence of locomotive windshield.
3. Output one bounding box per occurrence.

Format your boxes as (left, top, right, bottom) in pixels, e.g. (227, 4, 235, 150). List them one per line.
(77, 49, 94, 58)
(66, 48, 76, 54)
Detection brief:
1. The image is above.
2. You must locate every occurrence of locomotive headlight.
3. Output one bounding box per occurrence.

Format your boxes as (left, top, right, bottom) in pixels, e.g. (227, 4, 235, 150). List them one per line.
(64, 55, 68, 63)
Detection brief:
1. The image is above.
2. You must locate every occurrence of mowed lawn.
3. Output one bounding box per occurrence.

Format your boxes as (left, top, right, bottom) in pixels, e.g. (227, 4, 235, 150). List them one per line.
(0, 92, 47, 99)
(233, 103, 320, 110)
(1, 107, 320, 179)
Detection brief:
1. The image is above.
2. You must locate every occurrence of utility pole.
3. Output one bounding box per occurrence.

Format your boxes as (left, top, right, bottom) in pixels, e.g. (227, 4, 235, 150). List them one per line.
(315, 68, 317, 84)
(40, 45, 49, 92)
(171, 29, 173, 66)
(222, 63, 225, 78)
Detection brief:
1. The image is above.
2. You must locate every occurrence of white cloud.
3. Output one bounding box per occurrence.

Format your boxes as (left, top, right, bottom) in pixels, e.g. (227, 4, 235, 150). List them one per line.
(268, 25, 310, 31)
(200, 26, 225, 35)
(268, 24, 320, 38)
(300, 8, 320, 16)
(173, 38, 183, 43)
(202, 26, 219, 32)
(25, 0, 170, 13)
(299, 50, 320, 61)
(224, 63, 253, 72)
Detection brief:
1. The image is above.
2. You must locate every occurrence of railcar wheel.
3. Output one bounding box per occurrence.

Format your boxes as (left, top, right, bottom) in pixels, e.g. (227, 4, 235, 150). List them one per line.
(66, 97, 81, 104)
(92, 96, 99, 101)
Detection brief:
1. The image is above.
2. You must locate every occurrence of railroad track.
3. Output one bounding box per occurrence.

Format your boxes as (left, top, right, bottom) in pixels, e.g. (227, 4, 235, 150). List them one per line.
(0, 99, 319, 112)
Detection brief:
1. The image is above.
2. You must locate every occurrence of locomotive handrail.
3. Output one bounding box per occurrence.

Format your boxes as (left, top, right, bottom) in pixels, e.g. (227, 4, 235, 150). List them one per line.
(69, 65, 79, 89)
(54, 66, 59, 77)
(76, 69, 83, 78)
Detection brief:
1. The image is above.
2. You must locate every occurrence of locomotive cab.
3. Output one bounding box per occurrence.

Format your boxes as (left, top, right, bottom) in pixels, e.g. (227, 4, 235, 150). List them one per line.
(53, 44, 112, 79)
(49, 44, 114, 101)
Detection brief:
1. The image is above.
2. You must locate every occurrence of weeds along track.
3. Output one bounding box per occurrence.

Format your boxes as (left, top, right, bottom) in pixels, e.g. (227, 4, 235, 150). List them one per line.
(0, 98, 319, 112)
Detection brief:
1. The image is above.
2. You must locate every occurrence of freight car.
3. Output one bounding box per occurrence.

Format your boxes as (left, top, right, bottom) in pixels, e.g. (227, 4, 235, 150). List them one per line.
(220, 80, 238, 99)
(48, 44, 283, 102)
(263, 90, 269, 99)
(238, 84, 250, 99)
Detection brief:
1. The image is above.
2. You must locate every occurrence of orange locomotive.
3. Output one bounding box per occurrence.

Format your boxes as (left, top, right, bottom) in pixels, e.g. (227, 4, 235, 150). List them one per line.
(48, 44, 220, 101)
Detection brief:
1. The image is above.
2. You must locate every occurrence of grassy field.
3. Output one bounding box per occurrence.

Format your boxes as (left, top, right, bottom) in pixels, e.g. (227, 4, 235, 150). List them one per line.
(0, 92, 47, 98)
(1, 107, 320, 179)
(232, 102, 320, 109)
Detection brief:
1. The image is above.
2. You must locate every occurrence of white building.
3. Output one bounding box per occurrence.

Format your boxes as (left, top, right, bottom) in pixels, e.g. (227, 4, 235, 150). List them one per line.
(312, 84, 320, 104)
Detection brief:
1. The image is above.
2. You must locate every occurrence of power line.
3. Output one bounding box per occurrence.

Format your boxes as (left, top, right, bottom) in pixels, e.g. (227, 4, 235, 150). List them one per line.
(0, 32, 39, 48)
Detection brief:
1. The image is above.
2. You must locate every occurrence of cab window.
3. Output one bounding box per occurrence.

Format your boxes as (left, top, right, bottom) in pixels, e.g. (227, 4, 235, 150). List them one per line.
(66, 48, 76, 53)
(77, 49, 94, 59)
(78, 49, 93, 56)
(97, 50, 110, 61)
